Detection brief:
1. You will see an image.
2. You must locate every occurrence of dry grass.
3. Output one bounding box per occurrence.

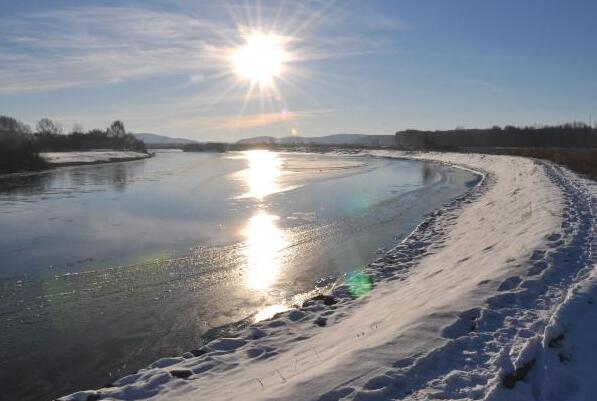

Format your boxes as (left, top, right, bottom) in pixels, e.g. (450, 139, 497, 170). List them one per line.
(461, 147, 597, 180)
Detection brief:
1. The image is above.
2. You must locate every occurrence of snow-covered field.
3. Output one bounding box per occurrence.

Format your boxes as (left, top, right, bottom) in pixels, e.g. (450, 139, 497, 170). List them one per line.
(41, 151, 150, 165)
(61, 151, 596, 401)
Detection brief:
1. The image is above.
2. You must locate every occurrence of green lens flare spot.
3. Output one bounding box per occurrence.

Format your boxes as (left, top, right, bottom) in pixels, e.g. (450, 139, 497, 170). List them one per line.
(348, 273, 373, 299)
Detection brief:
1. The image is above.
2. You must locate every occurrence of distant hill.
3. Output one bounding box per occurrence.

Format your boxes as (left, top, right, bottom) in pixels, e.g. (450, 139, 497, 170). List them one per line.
(134, 133, 196, 145)
(235, 136, 277, 145)
(236, 134, 395, 146)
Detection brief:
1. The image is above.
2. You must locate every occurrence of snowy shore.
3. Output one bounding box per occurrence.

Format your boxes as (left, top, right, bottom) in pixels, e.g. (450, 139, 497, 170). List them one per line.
(61, 151, 596, 401)
(41, 151, 152, 167)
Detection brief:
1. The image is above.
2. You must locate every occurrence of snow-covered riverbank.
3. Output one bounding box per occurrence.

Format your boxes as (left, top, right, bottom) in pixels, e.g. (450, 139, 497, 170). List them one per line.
(41, 151, 151, 166)
(61, 151, 596, 401)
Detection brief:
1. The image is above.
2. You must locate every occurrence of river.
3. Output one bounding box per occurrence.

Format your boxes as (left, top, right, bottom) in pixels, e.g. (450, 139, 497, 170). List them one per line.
(0, 150, 478, 401)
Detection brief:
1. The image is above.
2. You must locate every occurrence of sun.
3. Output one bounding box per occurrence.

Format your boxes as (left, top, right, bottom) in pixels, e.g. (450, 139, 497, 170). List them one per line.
(233, 31, 288, 86)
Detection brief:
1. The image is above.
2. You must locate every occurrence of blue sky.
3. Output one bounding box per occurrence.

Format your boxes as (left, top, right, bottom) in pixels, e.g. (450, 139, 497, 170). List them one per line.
(1, 0, 596, 141)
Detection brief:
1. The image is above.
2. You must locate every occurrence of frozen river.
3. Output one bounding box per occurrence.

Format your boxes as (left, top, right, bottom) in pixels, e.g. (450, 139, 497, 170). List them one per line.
(0, 150, 478, 401)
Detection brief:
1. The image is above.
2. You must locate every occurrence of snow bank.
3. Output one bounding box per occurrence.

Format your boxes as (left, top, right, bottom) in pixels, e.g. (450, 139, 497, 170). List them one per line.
(60, 151, 596, 401)
(490, 166, 597, 401)
(41, 151, 150, 166)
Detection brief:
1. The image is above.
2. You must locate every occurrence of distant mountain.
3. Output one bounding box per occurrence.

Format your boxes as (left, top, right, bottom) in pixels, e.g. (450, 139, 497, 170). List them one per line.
(134, 133, 197, 145)
(135, 132, 396, 147)
(236, 134, 395, 146)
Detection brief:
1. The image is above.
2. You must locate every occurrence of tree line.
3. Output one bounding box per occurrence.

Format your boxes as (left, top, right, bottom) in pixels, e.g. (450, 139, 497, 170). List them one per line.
(395, 122, 597, 150)
(395, 122, 597, 178)
(0, 115, 147, 173)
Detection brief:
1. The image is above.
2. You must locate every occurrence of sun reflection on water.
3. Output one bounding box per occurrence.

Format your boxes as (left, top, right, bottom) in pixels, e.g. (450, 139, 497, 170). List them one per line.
(243, 210, 287, 291)
(239, 149, 284, 200)
(237, 150, 290, 291)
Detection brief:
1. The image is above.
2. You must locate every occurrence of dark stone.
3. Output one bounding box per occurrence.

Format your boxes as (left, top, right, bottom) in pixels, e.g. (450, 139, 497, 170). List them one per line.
(190, 348, 208, 357)
(272, 311, 288, 320)
(309, 294, 338, 306)
(314, 317, 327, 327)
(170, 369, 193, 379)
(558, 352, 572, 363)
(547, 233, 562, 242)
(548, 333, 565, 348)
(502, 359, 535, 389)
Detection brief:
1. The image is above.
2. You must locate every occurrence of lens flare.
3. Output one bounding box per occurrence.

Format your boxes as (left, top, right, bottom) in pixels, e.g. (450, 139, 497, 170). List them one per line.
(348, 273, 373, 298)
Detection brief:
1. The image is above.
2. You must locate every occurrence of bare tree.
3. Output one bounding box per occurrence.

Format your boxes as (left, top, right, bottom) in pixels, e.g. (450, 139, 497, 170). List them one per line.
(107, 120, 126, 138)
(36, 118, 63, 135)
(70, 124, 85, 135)
(0, 115, 31, 134)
